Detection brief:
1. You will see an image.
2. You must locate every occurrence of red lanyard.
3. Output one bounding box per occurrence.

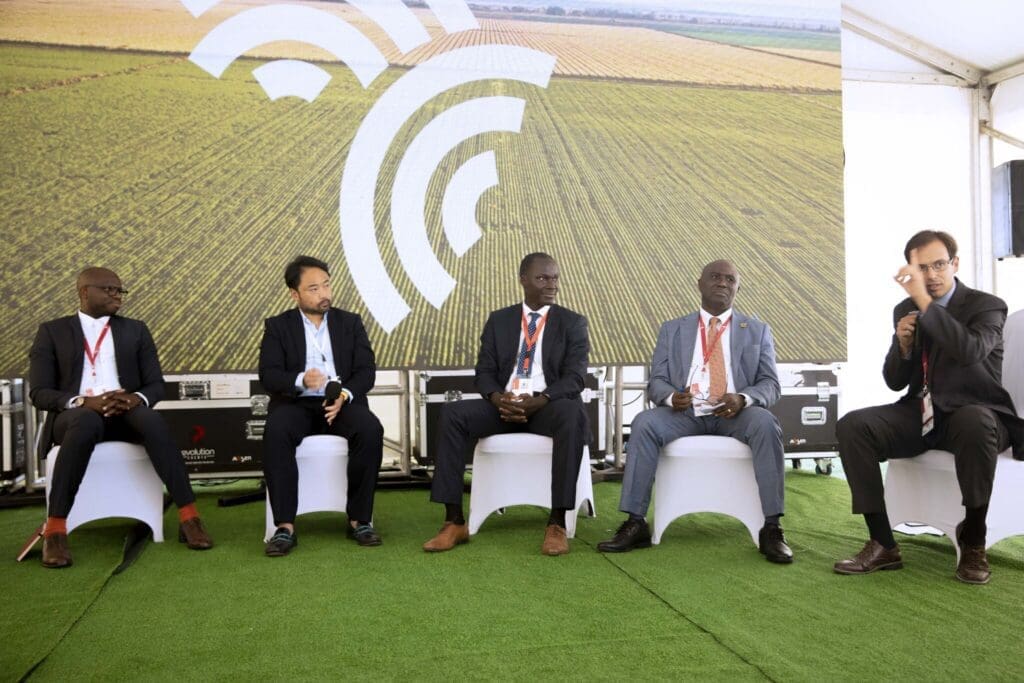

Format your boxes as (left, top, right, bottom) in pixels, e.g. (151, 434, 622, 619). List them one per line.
(921, 345, 930, 391)
(83, 324, 110, 377)
(520, 311, 548, 373)
(698, 316, 730, 367)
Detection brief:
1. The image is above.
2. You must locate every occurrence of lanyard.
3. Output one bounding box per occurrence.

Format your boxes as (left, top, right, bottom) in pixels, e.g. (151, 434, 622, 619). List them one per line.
(83, 324, 110, 377)
(921, 345, 930, 391)
(305, 320, 330, 363)
(698, 316, 730, 368)
(519, 311, 549, 374)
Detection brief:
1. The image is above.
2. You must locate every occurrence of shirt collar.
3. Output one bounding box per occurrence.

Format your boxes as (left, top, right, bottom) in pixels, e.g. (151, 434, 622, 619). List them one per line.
(78, 310, 111, 327)
(301, 309, 328, 330)
(699, 308, 733, 326)
(522, 303, 551, 318)
(934, 280, 956, 308)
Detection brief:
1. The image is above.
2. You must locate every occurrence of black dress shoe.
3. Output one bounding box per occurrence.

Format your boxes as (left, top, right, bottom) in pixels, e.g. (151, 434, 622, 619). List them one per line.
(597, 518, 652, 553)
(265, 527, 297, 557)
(758, 524, 793, 564)
(348, 523, 382, 547)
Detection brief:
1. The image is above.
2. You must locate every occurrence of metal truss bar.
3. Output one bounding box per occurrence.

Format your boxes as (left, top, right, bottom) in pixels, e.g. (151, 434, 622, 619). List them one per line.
(842, 69, 970, 87)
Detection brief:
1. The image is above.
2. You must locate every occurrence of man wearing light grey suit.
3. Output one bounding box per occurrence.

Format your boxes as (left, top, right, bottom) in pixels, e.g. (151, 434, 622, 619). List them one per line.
(597, 260, 793, 563)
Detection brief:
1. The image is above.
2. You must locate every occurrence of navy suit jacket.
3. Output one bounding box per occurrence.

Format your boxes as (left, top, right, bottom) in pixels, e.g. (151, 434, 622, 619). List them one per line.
(474, 304, 589, 402)
(883, 279, 1023, 458)
(29, 314, 166, 454)
(647, 309, 781, 409)
(258, 308, 376, 410)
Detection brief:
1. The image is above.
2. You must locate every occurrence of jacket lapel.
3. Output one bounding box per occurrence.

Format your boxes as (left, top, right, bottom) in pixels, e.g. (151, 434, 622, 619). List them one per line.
(730, 310, 749, 386)
(287, 309, 307, 365)
(67, 315, 85, 388)
(542, 305, 561, 379)
(677, 315, 698, 388)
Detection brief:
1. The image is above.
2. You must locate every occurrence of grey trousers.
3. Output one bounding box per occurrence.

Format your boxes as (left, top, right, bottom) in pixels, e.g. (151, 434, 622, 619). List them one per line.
(619, 405, 785, 518)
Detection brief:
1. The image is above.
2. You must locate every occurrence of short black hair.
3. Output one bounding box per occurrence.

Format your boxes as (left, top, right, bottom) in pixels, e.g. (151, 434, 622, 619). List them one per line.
(904, 230, 958, 262)
(284, 256, 330, 290)
(519, 252, 554, 277)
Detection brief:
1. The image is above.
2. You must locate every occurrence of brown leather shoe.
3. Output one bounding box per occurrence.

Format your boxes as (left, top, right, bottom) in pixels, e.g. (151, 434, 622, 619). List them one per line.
(178, 518, 214, 550)
(42, 533, 72, 568)
(541, 524, 569, 556)
(423, 522, 469, 552)
(833, 540, 902, 574)
(955, 522, 990, 584)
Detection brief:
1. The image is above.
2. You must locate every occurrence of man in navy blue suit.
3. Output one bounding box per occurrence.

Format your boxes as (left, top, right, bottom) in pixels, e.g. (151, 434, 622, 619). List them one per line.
(259, 256, 384, 556)
(423, 253, 591, 556)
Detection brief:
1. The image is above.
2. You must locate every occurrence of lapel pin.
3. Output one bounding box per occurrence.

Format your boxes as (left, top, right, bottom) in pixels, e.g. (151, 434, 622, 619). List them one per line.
(740, 322, 748, 328)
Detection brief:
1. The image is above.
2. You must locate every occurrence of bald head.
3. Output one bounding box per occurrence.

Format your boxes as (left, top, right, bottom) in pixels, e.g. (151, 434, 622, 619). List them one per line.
(697, 260, 739, 315)
(77, 267, 124, 318)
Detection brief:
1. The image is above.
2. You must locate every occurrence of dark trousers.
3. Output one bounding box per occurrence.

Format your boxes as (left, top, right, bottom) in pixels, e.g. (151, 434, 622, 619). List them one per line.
(48, 406, 195, 518)
(429, 398, 589, 509)
(836, 401, 1010, 514)
(263, 398, 384, 525)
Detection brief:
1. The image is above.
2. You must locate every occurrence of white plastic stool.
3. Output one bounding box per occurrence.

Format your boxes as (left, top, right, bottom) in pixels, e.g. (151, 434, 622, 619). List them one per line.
(45, 442, 166, 541)
(264, 435, 349, 541)
(885, 449, 1024, 563)
(468, 433, 595, 538)
(652, 436, 762, 545)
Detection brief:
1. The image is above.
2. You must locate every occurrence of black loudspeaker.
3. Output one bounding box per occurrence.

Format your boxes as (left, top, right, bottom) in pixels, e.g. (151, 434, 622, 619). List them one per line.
(993, 160, 1024, 258)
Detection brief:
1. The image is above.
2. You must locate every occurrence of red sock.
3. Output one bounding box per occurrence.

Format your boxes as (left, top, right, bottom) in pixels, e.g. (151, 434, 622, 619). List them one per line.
(178, 503, 199, 523)
(44, 517, 67, 537)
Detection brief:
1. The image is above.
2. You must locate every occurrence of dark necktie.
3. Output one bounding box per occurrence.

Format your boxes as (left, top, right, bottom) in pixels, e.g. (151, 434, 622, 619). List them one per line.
(516, 312, 541, 375)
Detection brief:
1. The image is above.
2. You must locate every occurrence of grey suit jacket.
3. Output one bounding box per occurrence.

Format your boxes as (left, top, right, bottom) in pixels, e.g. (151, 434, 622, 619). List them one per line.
(647, 310, 780, 409)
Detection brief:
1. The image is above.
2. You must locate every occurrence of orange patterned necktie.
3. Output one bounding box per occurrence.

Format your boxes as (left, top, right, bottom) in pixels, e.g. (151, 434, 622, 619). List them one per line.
(708, 317, 727, 402)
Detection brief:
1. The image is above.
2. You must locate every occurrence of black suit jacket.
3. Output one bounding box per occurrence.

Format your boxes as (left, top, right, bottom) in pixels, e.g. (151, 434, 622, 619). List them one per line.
(258, 308, 376, 410)
(474, 304, 589, 402)
(883, 279, 1023, 458)
(29, 314, 166, 455)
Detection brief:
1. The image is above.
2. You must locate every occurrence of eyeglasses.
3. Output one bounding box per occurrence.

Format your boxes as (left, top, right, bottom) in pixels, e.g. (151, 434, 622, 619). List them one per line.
(87, 285, 128, 296)
(917, 259, 952, 274)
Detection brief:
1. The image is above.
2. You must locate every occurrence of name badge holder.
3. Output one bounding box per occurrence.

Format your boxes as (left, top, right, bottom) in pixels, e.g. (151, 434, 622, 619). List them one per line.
(920, 348, 934, 436)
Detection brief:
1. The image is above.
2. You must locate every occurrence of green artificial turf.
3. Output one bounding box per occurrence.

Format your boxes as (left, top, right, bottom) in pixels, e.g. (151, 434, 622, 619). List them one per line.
(2, 471, 1022, 681)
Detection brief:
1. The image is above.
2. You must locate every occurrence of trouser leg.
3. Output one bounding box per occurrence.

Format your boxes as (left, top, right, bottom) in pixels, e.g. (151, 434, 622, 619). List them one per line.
(525, 398, 589, 510)
(619, 407, 705, 517)
(429, 399, 511, 505)
(835, 402, 924, 514)
(48, 408, 105, 518)
(118, 406, 196, 507)
(714, 407, 785, 518)
(328, 403, 384, 523)
(940, 405, 1009, 509)
(262, 402, 315, 525)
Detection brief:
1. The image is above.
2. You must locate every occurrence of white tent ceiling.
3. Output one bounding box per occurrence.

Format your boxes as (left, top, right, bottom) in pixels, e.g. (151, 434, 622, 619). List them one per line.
(843, 0, 1024, 77)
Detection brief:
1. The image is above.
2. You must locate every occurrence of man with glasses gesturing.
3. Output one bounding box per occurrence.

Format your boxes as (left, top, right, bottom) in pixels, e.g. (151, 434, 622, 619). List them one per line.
(29, 267, 213, 568)
(834, 231, 1023, 583)
(597, 260, 792, 564)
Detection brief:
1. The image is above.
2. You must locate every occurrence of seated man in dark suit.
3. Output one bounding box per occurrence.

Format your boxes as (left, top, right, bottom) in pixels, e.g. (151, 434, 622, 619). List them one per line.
(834, 230, 1023, 584)
(597, 259, 793, 563)
(29, 267, 213, 569)
(423, 252, 590, 556)
(259, 256, 384, 556)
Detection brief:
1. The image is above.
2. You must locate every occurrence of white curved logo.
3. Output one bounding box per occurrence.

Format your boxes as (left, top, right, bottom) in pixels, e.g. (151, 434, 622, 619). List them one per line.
(181, 1, 556, 332)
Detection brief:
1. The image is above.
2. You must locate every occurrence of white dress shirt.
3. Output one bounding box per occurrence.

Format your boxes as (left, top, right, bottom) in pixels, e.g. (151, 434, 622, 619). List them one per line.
(504, 303, 550, 394)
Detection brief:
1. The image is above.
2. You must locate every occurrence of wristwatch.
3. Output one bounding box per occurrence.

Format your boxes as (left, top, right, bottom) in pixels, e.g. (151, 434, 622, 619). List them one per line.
(72, 396, 86, 408)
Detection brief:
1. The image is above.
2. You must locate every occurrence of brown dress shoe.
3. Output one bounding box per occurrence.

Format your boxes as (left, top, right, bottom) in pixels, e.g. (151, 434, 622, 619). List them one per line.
(178, 518, 214, 550)
(42, 533, 73, 568)
(833, 540, 903, 574)
(955, 522, 990, 584)
(423, 522, 469, 552)
(541, 524, 569, 556)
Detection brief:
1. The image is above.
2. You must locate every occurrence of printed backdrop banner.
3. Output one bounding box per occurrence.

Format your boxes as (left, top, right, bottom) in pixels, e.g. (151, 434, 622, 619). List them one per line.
(0, 0, 843, 372)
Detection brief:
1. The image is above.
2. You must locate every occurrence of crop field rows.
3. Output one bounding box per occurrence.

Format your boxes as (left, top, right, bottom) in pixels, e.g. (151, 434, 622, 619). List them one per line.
(0, 0, 840, 89)
(0, 42, 843, 373)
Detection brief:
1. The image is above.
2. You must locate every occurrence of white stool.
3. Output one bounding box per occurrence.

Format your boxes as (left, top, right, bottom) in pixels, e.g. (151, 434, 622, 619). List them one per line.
(264, 435, 349, 541)
(468, 433, 595, 538)
(652, 436, 762, 546)
(45, 442, 166, 542)
(885, 449, 1024, 563)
